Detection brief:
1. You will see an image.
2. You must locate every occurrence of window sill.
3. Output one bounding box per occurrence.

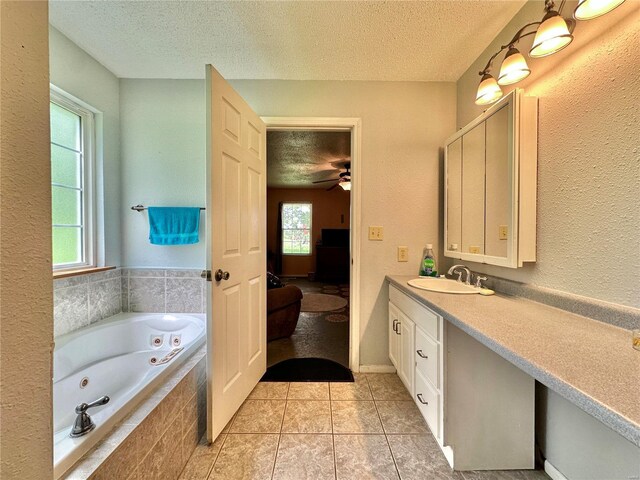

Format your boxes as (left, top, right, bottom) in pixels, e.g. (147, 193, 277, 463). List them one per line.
(53, 266, 116, 279)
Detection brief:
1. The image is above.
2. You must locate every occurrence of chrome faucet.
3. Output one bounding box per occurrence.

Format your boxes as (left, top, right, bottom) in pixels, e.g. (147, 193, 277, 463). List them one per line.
(448, 265, 472, 285)
(70, 395, 110, 438)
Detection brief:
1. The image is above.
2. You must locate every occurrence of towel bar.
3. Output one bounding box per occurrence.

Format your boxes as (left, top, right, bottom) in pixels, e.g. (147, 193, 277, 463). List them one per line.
(131, 204, 205, 212)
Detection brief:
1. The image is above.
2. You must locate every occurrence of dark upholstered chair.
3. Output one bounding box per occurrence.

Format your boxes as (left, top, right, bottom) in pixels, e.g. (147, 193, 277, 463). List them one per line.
(267, 285, 303, 342)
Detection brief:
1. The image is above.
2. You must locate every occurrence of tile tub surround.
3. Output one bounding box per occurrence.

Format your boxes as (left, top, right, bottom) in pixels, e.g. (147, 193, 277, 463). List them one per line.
(54, 268, 123, 337)
(386, 275, 640, 448)
(122, 268, 206, 314)
(180, 374, 549, 480)
(63, 346, 206, 480)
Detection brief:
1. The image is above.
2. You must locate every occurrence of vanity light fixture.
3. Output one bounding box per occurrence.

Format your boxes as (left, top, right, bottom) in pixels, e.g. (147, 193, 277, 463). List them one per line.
(529, 9, 574, 58)
(498, 47, 531, 85)
(474, 0, 625, 105)
(339, 180, 351, 191)
(475, 73, 503, 105)
(574, 0, 626, 20)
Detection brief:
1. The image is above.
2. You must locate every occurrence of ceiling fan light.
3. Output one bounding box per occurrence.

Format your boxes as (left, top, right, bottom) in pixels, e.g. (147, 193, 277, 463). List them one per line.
(498, 47, 531, 85)
(529, 11, 574, 58)
(339, 180, 351, 191)
(574, 0, 625, 20)
(475, 73, 503, 105)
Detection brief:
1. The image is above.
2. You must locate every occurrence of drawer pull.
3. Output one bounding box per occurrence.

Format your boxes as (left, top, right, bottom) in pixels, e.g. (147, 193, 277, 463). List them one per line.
(396, 324, 401, 335)
(392, 319, 398, 332)
(417, 393, 428, 405)
(416, 349, 428, 359)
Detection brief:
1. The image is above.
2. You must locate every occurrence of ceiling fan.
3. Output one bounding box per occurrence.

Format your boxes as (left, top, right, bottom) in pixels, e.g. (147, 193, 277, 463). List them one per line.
(312, 162, 351, 191)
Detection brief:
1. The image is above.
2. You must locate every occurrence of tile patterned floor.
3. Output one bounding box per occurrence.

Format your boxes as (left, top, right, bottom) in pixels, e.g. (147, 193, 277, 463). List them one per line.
(179, 374, 549, 480)
(267, 278, 350, 368)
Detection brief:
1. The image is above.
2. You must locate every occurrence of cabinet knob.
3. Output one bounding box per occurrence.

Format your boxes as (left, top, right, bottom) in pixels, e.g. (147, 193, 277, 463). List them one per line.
(417, 393, 428, 405)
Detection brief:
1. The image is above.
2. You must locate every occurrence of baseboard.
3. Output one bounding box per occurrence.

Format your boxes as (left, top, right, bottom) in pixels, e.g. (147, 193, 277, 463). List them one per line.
(545, 460, 569, 480)
(359, 365, 396, 373)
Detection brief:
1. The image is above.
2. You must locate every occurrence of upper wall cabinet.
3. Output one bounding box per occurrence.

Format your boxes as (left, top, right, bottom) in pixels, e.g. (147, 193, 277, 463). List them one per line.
(445, 89, 538, 268)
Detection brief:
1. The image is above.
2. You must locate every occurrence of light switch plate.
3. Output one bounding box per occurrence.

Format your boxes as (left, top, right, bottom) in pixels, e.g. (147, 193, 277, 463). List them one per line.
(499, 225, 508, 240)
(469, 246, 481, 254)
(397, 246, 409, 262)
(368, 226, 383, 241)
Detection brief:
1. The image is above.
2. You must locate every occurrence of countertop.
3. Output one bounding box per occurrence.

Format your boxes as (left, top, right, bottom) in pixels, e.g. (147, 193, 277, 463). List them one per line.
(386, 275, 640, 447)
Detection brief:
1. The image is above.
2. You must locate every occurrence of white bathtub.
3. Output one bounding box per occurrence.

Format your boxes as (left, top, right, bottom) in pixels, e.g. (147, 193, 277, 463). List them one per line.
(53, 312, 206, 479)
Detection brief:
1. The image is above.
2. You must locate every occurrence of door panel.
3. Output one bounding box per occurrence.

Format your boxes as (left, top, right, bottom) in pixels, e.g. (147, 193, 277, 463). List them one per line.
(207, 65, 267, 441)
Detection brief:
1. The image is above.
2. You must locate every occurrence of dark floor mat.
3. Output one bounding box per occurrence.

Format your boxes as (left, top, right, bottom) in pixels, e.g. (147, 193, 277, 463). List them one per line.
(261, 357, 354, 382)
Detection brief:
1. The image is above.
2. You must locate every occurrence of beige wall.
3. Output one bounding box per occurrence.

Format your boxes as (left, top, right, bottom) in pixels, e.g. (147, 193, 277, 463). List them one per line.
(233, 80, 456, 366)
(0, 2, 53, 478)
(267, 187, 350, 276)
(455, 1, 640, 477)
(455, 0, 640, 309)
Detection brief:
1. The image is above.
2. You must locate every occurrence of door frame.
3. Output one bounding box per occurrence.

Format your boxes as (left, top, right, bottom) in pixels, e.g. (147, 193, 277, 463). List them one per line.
(262, 116, 362, 373)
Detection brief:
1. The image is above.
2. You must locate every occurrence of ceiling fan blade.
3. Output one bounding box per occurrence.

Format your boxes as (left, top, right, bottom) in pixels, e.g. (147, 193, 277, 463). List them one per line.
(313, 178, 340, 184)
(326, 183, 340, 191)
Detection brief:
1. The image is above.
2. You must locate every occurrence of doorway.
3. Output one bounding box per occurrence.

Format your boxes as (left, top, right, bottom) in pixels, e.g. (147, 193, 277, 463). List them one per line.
(263, 117, 362, 373)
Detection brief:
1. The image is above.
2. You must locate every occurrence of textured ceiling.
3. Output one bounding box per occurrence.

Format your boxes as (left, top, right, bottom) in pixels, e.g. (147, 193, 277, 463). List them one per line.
(267, 131, 351, 188)
(49, 0, 526, 81)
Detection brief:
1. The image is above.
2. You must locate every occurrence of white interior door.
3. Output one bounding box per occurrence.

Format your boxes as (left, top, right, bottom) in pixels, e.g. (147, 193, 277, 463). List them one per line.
(205, 65, 267, 441)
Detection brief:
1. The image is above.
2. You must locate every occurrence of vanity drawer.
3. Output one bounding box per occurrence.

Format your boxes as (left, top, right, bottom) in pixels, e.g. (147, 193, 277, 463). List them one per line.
(415, 326, 439, 388)
(415, 369, 439, 439)
(389, 285, 439, 340)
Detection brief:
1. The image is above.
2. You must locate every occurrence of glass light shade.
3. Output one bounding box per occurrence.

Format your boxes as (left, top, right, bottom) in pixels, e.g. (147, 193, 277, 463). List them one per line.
(339, 180, 351, 191)
(498, 48, 531, 85)
(529, 11, 574, 58)
(475, 74, 503, 105)
(574, 0, 625, 20)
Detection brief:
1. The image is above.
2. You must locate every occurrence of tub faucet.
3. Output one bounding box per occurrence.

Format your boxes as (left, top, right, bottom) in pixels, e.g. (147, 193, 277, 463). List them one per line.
(448, 265, 472, 285)
(70, 395, 110, 438)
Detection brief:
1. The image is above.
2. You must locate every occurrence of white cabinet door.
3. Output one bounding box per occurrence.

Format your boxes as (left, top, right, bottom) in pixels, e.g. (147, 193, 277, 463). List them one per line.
(398, 312, 415, 394)
(388, 302, 400, 369)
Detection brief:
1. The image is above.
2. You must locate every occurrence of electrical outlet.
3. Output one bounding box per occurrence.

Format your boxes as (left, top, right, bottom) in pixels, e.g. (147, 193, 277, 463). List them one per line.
(368, 226, 383, 241)
(469, 246, 481, 254)
(499, 225, 508, 240)
(397, 246, 409, 262)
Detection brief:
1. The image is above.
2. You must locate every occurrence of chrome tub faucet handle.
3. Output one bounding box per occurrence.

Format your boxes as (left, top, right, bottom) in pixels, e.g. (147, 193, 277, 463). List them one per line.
(70, 395, 110, 438)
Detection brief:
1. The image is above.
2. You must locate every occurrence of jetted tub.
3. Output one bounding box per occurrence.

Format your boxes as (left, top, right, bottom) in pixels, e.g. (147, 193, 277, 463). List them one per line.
(53, 312, 206, 479)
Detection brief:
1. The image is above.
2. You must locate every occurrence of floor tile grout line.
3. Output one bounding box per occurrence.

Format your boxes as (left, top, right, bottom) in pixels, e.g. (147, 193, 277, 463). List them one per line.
(270, 384, 289, 480)
(372, 397, 403, 480)
(206, 432, 228, 480)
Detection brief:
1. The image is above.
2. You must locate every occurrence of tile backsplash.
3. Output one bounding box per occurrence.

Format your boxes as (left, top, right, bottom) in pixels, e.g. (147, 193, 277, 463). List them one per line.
(123, 268, 205, 314)
(54, 268, 205, 338)
(54, 268, 123, 337)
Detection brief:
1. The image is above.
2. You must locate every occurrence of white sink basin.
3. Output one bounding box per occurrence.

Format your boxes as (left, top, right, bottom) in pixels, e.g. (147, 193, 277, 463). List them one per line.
(407, 277, 479, 294)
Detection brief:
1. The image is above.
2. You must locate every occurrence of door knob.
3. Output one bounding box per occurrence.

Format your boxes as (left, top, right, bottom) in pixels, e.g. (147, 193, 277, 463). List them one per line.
(201, 270, 212, 281)
(214, 269, 230, 282)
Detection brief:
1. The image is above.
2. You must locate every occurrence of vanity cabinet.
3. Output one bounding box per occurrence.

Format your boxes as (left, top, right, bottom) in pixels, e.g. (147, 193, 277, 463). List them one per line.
(388, 301, 415, 395)
(445, 89, 537, 268)
(388, 283, 535, 470)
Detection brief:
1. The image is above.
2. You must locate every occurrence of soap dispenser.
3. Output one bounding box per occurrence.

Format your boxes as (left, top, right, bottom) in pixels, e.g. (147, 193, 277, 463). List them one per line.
(419, 244, 438, 277)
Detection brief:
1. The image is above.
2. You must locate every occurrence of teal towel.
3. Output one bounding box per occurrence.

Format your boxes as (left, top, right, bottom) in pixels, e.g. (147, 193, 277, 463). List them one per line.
(148, 207, 200, 245)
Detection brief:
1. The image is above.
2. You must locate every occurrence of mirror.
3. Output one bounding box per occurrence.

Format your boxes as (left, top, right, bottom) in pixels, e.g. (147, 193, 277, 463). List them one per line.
(444, 89, 537, 268)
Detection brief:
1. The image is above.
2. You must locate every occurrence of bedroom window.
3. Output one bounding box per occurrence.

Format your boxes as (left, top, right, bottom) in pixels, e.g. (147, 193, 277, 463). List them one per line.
(282, 203, 312, 255)
(50, 89, 95, 269)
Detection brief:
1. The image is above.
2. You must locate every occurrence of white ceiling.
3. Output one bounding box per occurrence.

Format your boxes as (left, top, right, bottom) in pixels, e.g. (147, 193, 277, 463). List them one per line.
(267, 131, 351, 189)
(49, 0, 526, 81)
